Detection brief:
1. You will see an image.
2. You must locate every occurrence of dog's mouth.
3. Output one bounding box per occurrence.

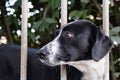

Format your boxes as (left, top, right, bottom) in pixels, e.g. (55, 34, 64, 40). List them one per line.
(39, 54, 70, 66)
(40, 59, 57, 66)
(56, 54, 70, 62)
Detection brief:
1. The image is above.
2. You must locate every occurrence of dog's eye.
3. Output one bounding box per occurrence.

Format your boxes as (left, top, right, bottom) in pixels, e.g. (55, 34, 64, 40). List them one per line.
(63, 31, 74, 38)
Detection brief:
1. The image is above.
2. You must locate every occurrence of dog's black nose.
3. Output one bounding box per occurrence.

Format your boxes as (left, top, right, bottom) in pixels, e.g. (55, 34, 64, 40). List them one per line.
(37, 50, 48, 59)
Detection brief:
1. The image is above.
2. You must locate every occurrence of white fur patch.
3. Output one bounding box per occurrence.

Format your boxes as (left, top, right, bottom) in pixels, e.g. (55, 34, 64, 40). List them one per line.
(46, 28, 63, 64)
(59, 57, 106, 80)
(48, 40, 60, 63)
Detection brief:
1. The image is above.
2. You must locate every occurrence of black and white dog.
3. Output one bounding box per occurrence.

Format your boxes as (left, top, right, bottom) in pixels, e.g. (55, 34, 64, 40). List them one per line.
(0, 20, 113, 80)
(37, 20, 113, 80)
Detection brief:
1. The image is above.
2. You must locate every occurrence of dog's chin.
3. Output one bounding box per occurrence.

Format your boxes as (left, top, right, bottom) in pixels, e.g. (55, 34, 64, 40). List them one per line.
(40, 59, 59, 66)
(40, 59, 69, 66)
(43, 62, 57, 66)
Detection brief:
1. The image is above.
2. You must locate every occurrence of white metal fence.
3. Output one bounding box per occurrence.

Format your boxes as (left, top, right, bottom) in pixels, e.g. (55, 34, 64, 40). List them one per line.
(20, 0, 109, 80)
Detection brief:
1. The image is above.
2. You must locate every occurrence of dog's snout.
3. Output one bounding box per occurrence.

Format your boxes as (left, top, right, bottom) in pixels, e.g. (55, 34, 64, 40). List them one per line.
(37, 50, 48, 59)
(39, 52, 46, 59)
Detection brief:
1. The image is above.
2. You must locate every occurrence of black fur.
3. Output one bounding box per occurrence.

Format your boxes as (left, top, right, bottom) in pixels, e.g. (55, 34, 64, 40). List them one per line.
(0, 44, 82, 80)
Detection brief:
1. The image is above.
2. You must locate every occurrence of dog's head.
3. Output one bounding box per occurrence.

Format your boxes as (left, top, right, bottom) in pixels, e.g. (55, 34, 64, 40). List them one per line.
(37, 20, 113, 66)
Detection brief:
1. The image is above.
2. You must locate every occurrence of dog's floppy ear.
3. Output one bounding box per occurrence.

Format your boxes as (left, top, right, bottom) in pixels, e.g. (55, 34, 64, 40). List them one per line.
(91, 28, 113, 61)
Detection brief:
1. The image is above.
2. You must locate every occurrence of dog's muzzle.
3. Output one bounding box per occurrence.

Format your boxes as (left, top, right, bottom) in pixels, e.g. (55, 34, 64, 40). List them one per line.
(36, 39, 61, 66)
(37, 49, 49, 60)
(37, 41, 71, 66)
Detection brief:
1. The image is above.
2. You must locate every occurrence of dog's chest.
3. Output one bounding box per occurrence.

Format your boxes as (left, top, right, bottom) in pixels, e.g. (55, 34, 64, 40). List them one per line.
(67, 59, 106, 80)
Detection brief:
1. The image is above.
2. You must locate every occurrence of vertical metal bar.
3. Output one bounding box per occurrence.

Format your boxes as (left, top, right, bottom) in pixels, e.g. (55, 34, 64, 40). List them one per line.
(103, 0, 109, 36)
(20, 0, 28, 80)
(61, 0, 67, 80)
(61, 0, 67, 25)
(103, 0, 109, 80)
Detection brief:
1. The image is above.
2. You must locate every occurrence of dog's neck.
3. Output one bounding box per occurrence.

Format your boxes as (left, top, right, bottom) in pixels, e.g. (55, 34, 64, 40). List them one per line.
(66, 58, 106, 80)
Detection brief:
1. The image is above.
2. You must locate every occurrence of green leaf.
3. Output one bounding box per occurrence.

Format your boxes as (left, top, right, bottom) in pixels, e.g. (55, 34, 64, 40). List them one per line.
(32, 21, 42, 29)
(114, 72, 120, 78)
(80, 0, 89, 4)
(110, 65, 115, 72)
(28, 31, 35, 42)
(39, 22, 49, 32)
(70, 10, 88, 19)
(13, 0, 21, 9)
(39, 0, 48, 3)
(110, 36, 120, 44)
(44, 18, 57, 23)
(71, 0, 75, 7)
(79, 10, 88, 19)
(110, 27, 120, 36)
(48, 0, 60, 9)
(70, 10, 80, 19)
(53, 11, 59, 18)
